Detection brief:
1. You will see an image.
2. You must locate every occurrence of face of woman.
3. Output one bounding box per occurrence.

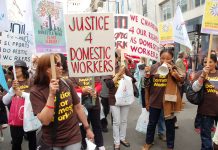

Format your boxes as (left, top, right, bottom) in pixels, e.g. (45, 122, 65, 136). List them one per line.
(203, 58, 217, 71)
(55, 55, 63, 78)
(15, 66, 23, 79)
(160, 52, 173, 64)
(47, 55, 63, 79)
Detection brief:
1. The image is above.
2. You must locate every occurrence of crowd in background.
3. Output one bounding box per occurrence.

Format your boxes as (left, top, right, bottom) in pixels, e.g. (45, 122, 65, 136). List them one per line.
(0, 47, 218, 150)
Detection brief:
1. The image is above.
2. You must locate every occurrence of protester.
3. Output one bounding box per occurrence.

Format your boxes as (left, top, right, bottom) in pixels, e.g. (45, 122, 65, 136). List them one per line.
(0, 85, 7, 142)
(29, 55, 39, 78)
(2, 60, 36, 150)
(100, 76, 110, 133)
(142, 48, 184, 150)
(134, 57, 146, 107)
(30, 53, 94, 150)
(71, 76, 106, 150)
(104, 53, 136, 150)
(192, 54, 218, 150)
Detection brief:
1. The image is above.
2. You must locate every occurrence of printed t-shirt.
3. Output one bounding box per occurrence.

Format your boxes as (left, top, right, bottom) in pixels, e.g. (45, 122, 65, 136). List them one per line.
(70, 77, 101, 109)
(195, 71, 218, 116)
(148, 63, 168, 109)
(30, 79, 81, 147)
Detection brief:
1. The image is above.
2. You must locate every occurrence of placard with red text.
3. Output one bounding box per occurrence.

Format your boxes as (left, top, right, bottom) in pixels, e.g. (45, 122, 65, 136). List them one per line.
(64, 13, 115, 77)
(128, 13, 160, 61)
(114, 15, 128, 50)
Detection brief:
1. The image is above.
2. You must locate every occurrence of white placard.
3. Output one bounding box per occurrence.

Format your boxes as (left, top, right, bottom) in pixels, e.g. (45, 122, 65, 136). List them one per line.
(65, 13, 115, 77)
(0, 0, 9, 32)
(0, 22, 34, 67)
(173, 6, 192, 50)
(128, 13, 160, 61)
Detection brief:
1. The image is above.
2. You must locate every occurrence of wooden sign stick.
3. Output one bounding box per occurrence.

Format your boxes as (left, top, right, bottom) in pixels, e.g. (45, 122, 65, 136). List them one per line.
(50, 54, 56, 79)
(207, 34, 213, 67)
(13, 62, 17, 80)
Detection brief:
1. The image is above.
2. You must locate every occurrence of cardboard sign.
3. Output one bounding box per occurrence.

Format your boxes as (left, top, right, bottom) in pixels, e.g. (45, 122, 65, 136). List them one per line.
(65, 13, 115, 77)
(0, 0, 9, 32)
(201, 0, 218, 35)
(158, 21, 174, 44)
(32, 0, 66, 53)
(128, 14, 159, 61)
(114, 15, 128, 49)
(0, 22, 33, 67)
(63, 0, 91, 13)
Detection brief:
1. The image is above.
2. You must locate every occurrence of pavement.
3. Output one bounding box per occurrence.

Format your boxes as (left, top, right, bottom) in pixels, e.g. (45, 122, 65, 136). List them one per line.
(0, 98, 202, 150)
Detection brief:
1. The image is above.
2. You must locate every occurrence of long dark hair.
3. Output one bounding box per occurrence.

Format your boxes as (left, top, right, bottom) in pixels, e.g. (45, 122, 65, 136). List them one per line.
(160, 47, 174, 58)
(58, 53, 68, 73)
(21, 67, 29, 79)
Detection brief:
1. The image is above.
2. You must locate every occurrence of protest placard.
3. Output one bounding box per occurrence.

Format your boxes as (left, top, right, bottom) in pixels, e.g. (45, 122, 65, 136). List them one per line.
(63, 0, 91, 13)
(158, 21, 174, 45)
(32, 0, 66, 53)
(0, 0, 9, 32)
(114, 15, 128, 49)
(173, 6, 192, 50)
(128, 13, 160, 61)
(201, 0, 218, 35)
(0, 22, 33, 67)
(64, 13, 115, 77)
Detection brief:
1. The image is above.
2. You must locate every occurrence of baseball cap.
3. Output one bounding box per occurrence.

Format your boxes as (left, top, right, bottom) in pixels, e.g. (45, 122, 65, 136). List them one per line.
(8, 60, 28, 71)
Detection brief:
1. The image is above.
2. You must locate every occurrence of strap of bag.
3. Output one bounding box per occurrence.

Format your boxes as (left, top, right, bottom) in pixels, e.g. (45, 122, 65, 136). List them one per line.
(51, 90, 61, 145)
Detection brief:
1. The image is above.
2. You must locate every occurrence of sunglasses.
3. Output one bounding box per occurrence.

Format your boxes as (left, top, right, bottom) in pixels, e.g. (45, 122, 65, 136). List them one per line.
(55, 62, 63, 67)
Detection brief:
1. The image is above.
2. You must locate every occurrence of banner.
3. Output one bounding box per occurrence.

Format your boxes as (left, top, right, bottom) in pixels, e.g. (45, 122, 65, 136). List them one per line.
(0, 0, 9, 32)
(173, 6, 192, 50)
(32, 0, 66, 53)
(65, 13, 115, 77)
(0, 65, 9, 92)
(114, 15, 128, 49)
(0, 22, 33, 67)
(201, 0, 218, 35)
(63, 0, 91, 13)
(158, 21, 174, 44)
(128, 13, 160, 61)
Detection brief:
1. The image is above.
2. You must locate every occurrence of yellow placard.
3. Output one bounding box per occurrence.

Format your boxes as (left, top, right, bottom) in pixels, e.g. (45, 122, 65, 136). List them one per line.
(158, 21, 174, 44)
(201, 0, 218, 35)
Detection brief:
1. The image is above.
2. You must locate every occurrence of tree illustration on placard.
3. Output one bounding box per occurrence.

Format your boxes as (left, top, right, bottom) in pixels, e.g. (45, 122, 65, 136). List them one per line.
(36, 0, 60, 31)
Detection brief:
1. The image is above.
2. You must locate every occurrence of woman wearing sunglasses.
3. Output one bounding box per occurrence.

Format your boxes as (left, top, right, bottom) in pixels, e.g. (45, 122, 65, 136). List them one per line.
(192, 54, 218, 150)
(30, 54, 94, 150)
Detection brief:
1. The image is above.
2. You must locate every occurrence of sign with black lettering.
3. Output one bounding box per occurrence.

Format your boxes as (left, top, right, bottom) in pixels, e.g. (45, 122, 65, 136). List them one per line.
(0, 22, 33, 66)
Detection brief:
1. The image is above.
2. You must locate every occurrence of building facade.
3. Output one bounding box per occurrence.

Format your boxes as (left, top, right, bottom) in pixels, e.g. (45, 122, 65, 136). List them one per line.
(155, 0, 218, 66)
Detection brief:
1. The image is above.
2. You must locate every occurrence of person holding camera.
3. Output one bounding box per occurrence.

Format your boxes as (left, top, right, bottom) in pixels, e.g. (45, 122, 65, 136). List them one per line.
(134, 57, 146, 107)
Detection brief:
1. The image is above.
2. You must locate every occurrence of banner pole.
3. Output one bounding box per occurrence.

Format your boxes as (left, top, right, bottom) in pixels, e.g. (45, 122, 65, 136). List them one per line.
(207, 34, 213, 67)
(50, 54, 56, 79)
(13, 62, 17, 80)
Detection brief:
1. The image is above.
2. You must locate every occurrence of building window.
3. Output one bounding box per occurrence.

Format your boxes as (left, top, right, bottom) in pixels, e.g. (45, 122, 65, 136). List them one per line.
(160, 1, 172, 21)
(176, 0, 188, 12)
(195, 0, 201, 7)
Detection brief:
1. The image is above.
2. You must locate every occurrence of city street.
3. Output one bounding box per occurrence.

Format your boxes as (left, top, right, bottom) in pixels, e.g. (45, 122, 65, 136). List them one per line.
(0, 99, 202, 150)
